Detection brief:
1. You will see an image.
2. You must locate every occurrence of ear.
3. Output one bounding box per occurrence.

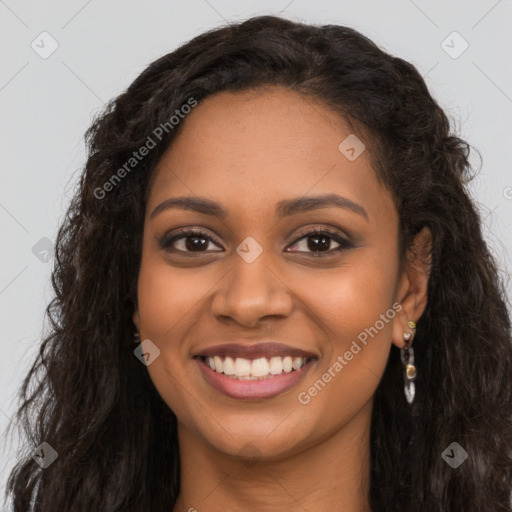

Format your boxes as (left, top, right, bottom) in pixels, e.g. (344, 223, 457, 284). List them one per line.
(392, 227, 432, 349)
(132, 307, 140, 331)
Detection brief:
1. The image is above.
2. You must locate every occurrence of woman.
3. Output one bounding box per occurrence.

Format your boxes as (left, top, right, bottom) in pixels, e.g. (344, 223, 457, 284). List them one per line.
(6, 14, 512, 512)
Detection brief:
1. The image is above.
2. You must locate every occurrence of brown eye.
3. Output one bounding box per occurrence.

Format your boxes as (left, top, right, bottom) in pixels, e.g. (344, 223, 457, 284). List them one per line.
(287, 228, 353, 255)
(160, 228, 223, 254)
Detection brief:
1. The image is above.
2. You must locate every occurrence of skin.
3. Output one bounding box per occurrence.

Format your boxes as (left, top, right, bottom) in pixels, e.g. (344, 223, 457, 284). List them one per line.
(133, 86, 431, 512)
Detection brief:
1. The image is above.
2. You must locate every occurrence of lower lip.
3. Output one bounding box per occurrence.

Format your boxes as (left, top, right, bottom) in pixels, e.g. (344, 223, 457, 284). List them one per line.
(195, 357, 316, 400)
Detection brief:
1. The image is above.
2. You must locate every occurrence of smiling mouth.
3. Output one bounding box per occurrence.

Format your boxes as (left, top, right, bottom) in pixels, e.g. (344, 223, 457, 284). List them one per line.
(196, 355, 316, 380)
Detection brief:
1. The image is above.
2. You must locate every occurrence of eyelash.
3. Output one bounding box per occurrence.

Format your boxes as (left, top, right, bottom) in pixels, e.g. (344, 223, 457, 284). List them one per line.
(159, 226, 353, 256)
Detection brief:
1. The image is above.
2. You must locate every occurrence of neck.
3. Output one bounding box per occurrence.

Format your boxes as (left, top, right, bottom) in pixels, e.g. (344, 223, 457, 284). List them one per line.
(172, 400, 373, 512)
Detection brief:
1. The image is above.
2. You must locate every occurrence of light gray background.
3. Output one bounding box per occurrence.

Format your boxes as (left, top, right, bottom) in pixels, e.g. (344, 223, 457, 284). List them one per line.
(1, 0, 511, 506)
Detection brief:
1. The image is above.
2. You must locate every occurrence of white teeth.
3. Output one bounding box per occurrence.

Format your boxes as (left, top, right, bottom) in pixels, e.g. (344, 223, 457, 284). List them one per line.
(223, 356, 235, 375)
(292, 357, 304, 370)
(269, 356, 283, 375)
(204, 355, 310, 379)
(214, 355, 223, 373)
(251, 357, 270, 377)
(234, 357, 251, 377)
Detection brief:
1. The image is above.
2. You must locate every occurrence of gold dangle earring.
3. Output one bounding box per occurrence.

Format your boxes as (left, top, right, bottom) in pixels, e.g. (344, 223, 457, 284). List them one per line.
(400, 320, 417, 404)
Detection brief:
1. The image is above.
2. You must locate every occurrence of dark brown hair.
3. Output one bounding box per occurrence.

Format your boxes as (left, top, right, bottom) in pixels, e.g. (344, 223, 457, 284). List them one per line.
(6, 15, 512, 512)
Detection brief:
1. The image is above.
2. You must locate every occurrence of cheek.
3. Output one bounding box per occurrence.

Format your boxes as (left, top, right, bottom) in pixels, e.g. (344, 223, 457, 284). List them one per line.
(136, 254, 217, 348)
(296, 251, 399, 409)
(138, 263, 190, 336)
(301, 249, 398, 339)
(136, 252, 228, 421)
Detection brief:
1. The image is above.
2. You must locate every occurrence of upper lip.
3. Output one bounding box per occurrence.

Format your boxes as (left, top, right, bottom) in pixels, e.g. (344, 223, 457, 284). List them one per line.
(194, 342, 317, 360)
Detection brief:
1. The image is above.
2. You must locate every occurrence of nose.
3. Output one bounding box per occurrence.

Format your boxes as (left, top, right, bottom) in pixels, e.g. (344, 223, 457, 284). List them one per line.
(210, 250, 294, 329)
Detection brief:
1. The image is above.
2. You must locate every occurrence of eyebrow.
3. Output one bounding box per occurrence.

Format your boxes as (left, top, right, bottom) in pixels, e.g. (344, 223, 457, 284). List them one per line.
(149, 193, 369, 221)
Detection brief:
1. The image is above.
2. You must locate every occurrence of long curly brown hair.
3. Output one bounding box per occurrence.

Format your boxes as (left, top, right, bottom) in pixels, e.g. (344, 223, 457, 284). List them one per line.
(5, 15, 512, 512)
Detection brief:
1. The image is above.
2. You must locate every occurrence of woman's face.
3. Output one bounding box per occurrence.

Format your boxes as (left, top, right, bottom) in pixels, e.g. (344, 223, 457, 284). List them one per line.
(135, 86, 418, 460)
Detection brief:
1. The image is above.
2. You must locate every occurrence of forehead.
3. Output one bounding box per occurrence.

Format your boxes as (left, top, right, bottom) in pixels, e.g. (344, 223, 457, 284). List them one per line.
(147, 87, 394, 225)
